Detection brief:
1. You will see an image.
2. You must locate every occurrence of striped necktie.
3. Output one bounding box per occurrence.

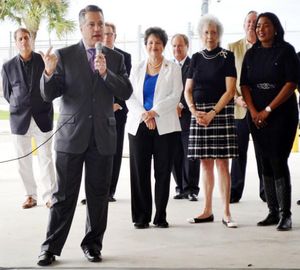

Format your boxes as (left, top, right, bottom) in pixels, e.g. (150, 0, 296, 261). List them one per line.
(87, 48, 96, 72)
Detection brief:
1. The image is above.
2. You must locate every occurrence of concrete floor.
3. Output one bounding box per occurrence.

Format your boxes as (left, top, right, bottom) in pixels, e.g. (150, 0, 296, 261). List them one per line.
(1, 119, 300, 269)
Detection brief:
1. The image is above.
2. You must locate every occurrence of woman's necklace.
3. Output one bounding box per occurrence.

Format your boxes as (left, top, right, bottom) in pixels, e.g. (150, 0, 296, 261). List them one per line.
(200, 49, 227, 60)
(148, 59, 163, 69)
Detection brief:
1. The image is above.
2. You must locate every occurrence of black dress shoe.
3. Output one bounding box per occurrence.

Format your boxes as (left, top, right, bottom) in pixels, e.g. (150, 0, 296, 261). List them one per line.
(187, 214, 214, 223)
(108, 196, 116, 202)
(297, 200, 300, 205)
(230, 197, 240, 204)
(134, 222, 149, 229)
(260, 193, 267, 202)
(154, 221, 169, 228)
(173, 193, 187, 199)
(276, 216, 292, 231)
(257, 213, 280, 226)
(81, 199, 86, 205)
(188, 193, 198, 201)
(37, 251, 55, 266)
(83, 248, 102, 262)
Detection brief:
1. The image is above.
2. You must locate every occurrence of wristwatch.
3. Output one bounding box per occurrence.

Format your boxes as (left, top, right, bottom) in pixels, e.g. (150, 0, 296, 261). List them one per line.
(265, 106, 272, 112)
(178, 102, 185, 109)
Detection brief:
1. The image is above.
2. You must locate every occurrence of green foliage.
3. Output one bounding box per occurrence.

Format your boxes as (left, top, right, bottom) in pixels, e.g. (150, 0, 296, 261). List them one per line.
(0, 0, 75, 42)
(0, 110, 9, 120)
(0, 110, 58, 120)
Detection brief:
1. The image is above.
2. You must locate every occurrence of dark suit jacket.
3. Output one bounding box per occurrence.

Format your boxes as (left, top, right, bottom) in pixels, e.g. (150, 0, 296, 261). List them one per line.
(40, 41, 133, 155)
(179, 56, 192, 131)
(1, 52, 53, 135)
(114, 47, 132, 123)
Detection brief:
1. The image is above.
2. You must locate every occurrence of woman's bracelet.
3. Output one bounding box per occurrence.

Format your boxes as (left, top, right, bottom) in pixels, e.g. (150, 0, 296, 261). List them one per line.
(211, 108, 217, 114)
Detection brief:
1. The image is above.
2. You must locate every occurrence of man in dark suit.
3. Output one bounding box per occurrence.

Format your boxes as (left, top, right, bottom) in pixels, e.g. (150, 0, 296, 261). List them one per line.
(37, 5, 132, 266)
(171, 34, 200, 201)
(1, 28, 55, 209)
(103, 22, 132, 201)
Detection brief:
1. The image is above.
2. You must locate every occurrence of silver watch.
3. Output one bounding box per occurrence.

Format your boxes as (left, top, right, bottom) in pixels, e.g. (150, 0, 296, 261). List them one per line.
(265, 106, 272, 112)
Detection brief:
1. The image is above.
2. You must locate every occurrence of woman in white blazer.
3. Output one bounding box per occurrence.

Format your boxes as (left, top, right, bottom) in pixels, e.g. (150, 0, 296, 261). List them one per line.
(126, 27, 182, 229)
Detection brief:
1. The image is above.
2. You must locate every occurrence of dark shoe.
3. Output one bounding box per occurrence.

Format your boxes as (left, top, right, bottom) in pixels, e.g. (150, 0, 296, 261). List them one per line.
(173, 193, 187, 199)
(276, 216, 292, 231)
(222, 218, 238, 228)
(154, 221, 169, 228)
(187, 214, 214, 224)
(188, 193, 198, 201)
(22, 196, 37, 209)
(81, 199, 86, 205)
(260, 192, 267, 202)
(257, 213, 280, 226)
(134, 223, 149, 229)
(83, 248, 102, 262)
(37, 251, 55, 266)
(297, 200, 300, 205)
(108, 196, 116, 202)
(230, 197, 240, 204)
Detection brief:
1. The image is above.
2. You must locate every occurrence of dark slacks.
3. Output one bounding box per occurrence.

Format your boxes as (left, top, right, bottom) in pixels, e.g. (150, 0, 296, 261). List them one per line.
(129, 122, 177, 224)
(41, 135, 113, 256)
(110, 118, 126, 197)
(230, 116, 264, 201)
(172, 125, 200, 195)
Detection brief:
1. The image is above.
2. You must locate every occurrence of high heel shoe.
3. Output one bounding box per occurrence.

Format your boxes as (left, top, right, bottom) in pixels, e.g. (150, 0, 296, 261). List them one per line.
(187, 214, 214, 224)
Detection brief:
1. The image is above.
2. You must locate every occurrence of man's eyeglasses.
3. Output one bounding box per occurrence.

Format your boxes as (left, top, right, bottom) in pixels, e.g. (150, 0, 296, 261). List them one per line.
(104, 33, 115, 37)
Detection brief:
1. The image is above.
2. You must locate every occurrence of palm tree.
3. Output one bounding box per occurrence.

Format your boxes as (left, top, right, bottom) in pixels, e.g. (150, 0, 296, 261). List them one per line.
(0, 0, 76, 45)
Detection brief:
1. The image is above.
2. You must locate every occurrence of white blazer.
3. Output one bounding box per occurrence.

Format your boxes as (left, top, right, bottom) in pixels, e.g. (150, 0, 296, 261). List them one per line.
(126, 58, 183, 136)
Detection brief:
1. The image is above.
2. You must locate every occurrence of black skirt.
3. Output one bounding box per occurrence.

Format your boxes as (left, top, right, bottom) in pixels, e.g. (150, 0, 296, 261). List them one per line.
(188, 102, 238, 159)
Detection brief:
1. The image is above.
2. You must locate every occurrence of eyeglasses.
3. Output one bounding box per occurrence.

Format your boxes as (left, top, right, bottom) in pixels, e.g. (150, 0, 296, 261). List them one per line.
(104, 33, 115, 37)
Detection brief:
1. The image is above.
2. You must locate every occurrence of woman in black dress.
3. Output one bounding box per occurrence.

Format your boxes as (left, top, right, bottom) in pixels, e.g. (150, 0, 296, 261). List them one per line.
(241, 12, 299, 231)
(185, 14, 238, 228)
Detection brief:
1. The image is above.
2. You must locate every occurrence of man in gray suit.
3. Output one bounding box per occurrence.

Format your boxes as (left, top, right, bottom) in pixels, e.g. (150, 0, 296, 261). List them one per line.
(37, 5, 132, 266)
(1, 28, 55, 209)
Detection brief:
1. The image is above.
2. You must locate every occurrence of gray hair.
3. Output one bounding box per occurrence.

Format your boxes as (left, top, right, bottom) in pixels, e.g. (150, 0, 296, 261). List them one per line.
(79, 5, 103, 26)
(197, 14, 224, 41)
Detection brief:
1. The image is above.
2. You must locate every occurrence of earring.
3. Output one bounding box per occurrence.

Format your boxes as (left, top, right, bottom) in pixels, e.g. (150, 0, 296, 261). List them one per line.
(275, 32, 277, 35)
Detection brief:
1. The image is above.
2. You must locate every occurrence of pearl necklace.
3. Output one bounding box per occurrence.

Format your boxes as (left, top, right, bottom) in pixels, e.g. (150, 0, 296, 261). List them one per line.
(200, 49, 227, 60)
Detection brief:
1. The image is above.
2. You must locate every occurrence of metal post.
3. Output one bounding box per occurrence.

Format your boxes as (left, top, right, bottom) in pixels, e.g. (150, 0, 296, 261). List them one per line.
(187, 22, 193, 55)
(137, 25, 143, 63)
(201, 0, 209, 16)
(9, 31, 13, 59)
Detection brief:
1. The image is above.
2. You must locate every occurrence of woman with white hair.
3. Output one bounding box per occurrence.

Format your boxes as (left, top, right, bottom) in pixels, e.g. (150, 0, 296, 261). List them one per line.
(185, 14, 238, 228)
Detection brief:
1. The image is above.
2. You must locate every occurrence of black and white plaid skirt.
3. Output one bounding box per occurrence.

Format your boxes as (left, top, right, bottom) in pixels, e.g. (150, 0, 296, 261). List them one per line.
(188, 102, 238, 159)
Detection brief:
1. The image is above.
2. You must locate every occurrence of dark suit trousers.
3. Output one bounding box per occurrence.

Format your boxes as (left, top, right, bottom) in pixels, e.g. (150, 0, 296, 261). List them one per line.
(110, 118, 126, 197)
(230, 116, 264, 201)
(172, 124, 200, 195)
(129, 123, 177, 224)
(41, 135, 113, 256)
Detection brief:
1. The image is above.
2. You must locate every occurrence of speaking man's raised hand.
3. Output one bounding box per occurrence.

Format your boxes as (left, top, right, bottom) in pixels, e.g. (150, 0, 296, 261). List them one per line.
(39, 46, 58, 76)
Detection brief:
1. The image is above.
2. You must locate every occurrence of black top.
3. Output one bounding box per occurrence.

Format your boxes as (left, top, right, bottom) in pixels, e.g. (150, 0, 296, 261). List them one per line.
(240, 42, 299, 157)
(187, 47, 236, 103)
(240, 42, 299, 112)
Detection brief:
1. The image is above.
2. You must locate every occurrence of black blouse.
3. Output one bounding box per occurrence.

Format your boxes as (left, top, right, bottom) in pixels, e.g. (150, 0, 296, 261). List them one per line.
(187, 46, 236, 103)
(240, 42, 299, 111)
